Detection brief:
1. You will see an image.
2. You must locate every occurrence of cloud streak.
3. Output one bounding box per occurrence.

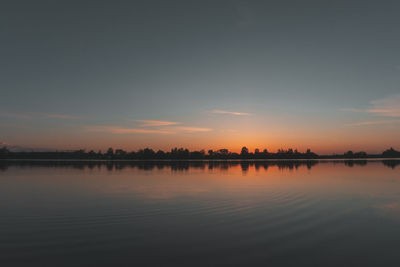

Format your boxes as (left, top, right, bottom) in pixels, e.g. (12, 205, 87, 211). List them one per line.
(345, 120, 400, 127)
(174, 126, 212, 132)
(84, 126, 172, 134)
(85, 125, 212, 134)
(136, 120, 180, 127)
(342, 94, 400, 117)
(340, 108, 364, 113)
(210, 109, 252, 116)
(368, 95, 400, 117)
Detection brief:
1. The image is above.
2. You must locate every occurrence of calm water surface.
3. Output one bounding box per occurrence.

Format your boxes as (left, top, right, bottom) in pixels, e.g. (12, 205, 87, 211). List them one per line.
(1, 160, 399, 267)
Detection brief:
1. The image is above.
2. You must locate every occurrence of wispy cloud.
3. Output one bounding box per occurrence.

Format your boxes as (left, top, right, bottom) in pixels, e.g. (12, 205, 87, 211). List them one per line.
(84, 125, 212, 134)
(174, 126, 212, 132)
(340, 108, 364, 113)
(84, 126, 172, 134)
(128, 119, 212, 133)
(342, 94, 400, 117)
(210, 109, 252, 116)
(136, 120, 180, 127)
(345, 120, 400, 127)
(367, 95, 400, 117)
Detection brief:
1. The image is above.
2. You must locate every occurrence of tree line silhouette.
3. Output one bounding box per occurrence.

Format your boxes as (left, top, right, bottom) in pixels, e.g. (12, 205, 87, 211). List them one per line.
(1, 146, 399, 160)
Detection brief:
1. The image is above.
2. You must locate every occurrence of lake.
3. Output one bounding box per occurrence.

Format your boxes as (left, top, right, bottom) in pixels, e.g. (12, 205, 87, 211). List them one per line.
(1, 160, 399, 266)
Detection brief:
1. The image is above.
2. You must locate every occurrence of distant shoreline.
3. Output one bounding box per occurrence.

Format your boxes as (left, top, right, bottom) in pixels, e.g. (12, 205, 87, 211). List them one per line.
(1, 158, 400, 162)
(1, 147, 400, 160)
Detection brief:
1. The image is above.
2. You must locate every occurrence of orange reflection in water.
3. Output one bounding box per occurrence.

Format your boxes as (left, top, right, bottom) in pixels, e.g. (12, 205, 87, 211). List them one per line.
(2, 160, 398, 203)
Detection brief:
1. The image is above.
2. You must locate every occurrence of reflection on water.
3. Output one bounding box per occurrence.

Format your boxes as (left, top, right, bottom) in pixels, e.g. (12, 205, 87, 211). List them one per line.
(1, 159, 399, 172)
(0, 160, 399, 267)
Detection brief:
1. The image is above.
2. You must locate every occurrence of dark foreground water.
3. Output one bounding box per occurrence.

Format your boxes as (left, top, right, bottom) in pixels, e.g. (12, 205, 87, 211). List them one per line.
(0, 160, 400, 267)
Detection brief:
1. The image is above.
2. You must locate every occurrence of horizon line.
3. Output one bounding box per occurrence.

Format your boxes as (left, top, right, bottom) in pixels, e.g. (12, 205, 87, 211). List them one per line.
(1, 145, 399, 156)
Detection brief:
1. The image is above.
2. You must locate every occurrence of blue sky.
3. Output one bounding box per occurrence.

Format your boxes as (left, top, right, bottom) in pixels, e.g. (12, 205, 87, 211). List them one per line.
(1, 1, 399, 153)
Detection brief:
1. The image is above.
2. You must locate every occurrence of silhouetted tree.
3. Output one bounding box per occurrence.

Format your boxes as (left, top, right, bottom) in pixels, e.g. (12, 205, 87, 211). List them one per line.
(138, 148, 156, 159)
(344, 150, 353, 158)
(240, 146, 249, 158)
(354, 151, 367, 158)
(106, 148, 114, 159)
(190, 150, 205, 159)
(382, 147, 400, 158)
(88, 150, 96, 159)
(115, 149, 127, 159)
(155, 150, 165, 159)
(218, 149, 229, 155)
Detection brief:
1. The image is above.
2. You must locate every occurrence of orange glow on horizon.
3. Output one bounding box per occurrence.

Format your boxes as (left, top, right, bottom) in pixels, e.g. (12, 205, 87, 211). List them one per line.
(5, 119, 399, 154)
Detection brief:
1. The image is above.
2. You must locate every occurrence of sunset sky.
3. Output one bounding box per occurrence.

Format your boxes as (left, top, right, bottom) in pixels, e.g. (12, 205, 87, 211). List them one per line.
(1, 1, 400, 154)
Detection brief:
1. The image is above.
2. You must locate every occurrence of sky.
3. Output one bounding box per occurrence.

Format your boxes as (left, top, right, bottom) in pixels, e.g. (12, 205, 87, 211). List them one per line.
(1, 0, 400, 154)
